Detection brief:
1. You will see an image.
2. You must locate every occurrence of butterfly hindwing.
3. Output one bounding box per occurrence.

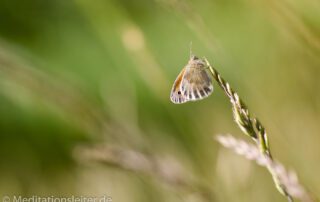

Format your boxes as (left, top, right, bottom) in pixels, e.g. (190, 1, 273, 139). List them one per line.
(181, 66, 213, 101)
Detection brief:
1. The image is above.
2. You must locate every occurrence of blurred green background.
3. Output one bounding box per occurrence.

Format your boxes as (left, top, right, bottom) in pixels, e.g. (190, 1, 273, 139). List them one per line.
(0, 0, 319, 201)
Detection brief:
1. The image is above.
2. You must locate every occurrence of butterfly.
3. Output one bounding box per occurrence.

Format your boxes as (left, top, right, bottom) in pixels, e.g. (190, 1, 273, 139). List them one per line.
(170, 55, 214, 104)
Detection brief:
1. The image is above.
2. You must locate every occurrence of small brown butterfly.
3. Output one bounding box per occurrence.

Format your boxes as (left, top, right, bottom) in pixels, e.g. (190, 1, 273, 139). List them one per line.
(170, 55, 213, 104)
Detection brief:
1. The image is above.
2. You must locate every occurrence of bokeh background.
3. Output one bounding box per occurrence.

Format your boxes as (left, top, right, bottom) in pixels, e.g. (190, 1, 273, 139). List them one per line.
(0, 0, 319, 201)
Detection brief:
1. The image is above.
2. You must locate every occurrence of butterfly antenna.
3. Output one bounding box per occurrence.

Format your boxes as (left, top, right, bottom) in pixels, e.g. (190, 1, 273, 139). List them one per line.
(189, 41, 193, 58)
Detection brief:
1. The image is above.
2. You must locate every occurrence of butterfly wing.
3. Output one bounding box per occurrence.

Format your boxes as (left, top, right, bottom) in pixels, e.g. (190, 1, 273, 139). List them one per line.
(181, 67, 213, 102)
(170, 67, 189, 104)
(170, 56, 214, 104)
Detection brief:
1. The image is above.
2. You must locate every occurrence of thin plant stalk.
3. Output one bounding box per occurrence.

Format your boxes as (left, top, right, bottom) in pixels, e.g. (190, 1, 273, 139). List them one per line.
(203, 58, 293, 201)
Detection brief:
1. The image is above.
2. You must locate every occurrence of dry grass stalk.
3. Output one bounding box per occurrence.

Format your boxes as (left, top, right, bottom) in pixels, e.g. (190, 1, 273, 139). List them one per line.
(216, 134, 314, 202)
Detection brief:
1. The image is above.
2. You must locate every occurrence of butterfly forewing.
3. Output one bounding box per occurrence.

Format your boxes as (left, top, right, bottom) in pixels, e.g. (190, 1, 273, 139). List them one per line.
(170, 67, 189, 104)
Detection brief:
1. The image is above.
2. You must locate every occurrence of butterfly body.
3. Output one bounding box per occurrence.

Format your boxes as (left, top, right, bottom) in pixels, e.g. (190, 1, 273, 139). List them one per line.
(170, 56, 213, 104)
